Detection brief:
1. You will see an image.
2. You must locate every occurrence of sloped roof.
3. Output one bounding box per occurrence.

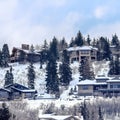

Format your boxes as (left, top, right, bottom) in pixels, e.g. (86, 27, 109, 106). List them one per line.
(67, 46, 98, 52)
(77, 80, 107, 85)
(0, 88, 11, 93)
(39, 114, 80, 120)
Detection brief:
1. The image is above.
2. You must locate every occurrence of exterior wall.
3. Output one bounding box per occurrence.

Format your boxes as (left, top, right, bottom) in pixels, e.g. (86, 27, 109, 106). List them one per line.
(0, 91, 9, 100)
(69, 49, 97, 63)
(108, 82, 120, 89)
(78, 85, 94, 96)
(12, 91, 22, 100)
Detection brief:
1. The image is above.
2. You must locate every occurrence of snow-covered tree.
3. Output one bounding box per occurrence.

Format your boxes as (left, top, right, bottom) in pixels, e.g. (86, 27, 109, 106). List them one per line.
(27, 63, 35, 89)
(59, 50, 72, 86)
(79, 58, 94, 80)
(0, 103, 11, 120)
(2, 44, 10, 67)
(45, 54, 59, 96)
(4, 69, 14, 87)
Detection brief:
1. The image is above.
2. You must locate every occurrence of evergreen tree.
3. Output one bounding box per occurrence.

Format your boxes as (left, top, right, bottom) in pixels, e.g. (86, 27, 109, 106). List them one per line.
(74, 31, 84, 46)
(111, 34, 120, 48)
(4, 69, 14, 87)
(45, 55, 59, 96)
(28, 44, 35, 63)
(27, 63, 35, 89)
(86, 34, 91, 45)
(69, 37, 75, 47)
(58, 38, 68, 51)
(40, 40, 49, 68)
(79, 58, 94, 80)
(81, 101, 89, 120)
(59, 50, 72, 86)
(0, 103, 11, 120)
(49, 36, 59, 60)
(96, 37, 111, 60)
(109, 56, 120, 75)
(98, 106, 104, 120)
(0, 50, 3, 67)
(2, 44, 10, 67)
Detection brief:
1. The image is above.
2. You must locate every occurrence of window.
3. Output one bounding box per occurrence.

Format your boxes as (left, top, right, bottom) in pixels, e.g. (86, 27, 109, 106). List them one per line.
(110, 84, 120, 89)
(82, 85, 88, 90)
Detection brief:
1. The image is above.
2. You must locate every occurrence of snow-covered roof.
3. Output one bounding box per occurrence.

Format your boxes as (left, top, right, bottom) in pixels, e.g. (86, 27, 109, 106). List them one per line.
(11, 87, 36, 93)
(107, 80, 120, 83)
(39, 114, 80, 120)
(77, 80, 96, 85)
(67, 46, 98, 52)
(77, 80, 107, 85)
(0, 88, 11, 93)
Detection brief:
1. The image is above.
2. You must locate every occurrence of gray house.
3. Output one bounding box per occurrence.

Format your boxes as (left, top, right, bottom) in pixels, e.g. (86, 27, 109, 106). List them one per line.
(0, 83, 37, 100)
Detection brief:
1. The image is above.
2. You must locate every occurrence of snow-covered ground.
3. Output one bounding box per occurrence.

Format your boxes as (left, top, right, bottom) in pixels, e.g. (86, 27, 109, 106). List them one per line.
(0, 60, 110, 99)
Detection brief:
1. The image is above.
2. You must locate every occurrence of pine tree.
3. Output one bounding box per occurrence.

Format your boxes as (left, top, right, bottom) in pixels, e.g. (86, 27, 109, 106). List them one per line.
(40, 40, 49, 68)
(86, 34, 91, 45)
(4, 69, 13, 87)
(0, 50, 3, 67)
(109, 56, 120, 75)
(2, 44, 10, 67)
(69, 37, 75, 47)
(111, 34, 120, 48)
(49, 36, 59, 60)
(0, 103, 11, 120)
(98, 106, 104, 120)
(81, 101, 89, 120)
(45, 54, 59, 96)
(96, 37, 111, 60)
(79, 58, 94, 80)
(27, 63, 35, 89)
(74, 31, 84, 46)
(28, 44, 35, 63)
(59, 50, 72, 86)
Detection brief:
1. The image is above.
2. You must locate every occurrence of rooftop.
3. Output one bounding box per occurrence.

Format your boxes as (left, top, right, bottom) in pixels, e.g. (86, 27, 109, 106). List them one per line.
(67, 46, 98, 52)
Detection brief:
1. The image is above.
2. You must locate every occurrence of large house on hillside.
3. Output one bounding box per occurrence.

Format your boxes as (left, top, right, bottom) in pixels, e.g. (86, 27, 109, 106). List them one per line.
(77, 75, 120, 97)
(10, 44, 40, 63)
(66, 46, 98, 63)
(0, 83, 37, 100)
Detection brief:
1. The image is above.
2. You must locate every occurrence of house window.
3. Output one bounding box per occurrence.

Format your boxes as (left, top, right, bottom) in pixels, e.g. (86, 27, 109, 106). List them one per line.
(82, 85, 89, 90)
(110, 84, 120, 89)
(81, 51, 89, 54)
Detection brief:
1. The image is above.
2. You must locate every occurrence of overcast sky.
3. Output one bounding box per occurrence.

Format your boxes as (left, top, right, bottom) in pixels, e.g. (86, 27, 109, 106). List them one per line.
(0, 0, 120, 50)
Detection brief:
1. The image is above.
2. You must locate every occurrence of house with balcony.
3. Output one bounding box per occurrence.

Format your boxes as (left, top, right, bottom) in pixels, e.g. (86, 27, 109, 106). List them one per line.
(10, 44, 40, 63)
(77, 75, 120, 97)
(66, 46, 98, 63)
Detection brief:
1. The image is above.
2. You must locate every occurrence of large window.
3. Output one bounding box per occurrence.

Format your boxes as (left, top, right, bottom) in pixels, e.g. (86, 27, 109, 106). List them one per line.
(81, 50, 90, 54)
(82, 85, 89, 90)
(110, 84, 120, 89)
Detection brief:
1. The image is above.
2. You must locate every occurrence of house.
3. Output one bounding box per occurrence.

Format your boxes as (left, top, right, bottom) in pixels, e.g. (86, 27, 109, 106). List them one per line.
(0, 88, 11, 100)
(66, 46, 98, 63)
(77, 76, 120, 97)
(0, 83, 37, 100)
(39, 114, 81, 120)
(99, 79, 120, 97)
(10, 44, 40, 63)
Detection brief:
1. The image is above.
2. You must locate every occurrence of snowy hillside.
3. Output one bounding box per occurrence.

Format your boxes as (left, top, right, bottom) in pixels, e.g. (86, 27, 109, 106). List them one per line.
(0, 61, 110, 99)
